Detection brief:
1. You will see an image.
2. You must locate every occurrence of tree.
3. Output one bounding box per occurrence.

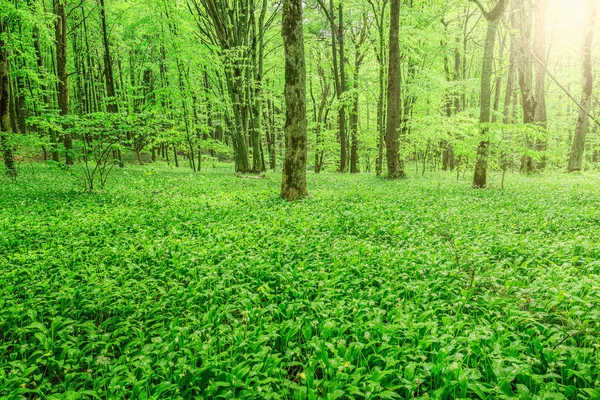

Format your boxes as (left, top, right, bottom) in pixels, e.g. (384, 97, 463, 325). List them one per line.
(189, 0, 254, 173)
(281, 0, 308, 201)
(367, 0, 388, 177)
(384, 0, 405, 179)
(54, 0, 73, 165)
(0, 16, 16, 177)
(471, 0, 509, 188)
(533, 0, 548, 169)
(99, 0, 124, 167)
(316, 0, 349, 172)
(349, 13, 367, 174)
(567, 0, 595, 172)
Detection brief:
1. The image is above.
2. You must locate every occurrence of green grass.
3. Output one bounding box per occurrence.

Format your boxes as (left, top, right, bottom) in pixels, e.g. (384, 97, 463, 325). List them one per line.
(1, 164, 600, 399)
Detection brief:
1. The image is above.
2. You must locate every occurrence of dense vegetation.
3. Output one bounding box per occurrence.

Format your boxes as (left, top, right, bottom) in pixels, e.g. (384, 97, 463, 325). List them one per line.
(2, 0, 600, 183)
(2, 0, 600, 398)
(1, 166, 600, 398)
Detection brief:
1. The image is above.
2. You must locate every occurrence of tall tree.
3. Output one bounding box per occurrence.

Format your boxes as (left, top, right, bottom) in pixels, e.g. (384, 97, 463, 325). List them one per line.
(533, 0, 548, 169)
(0, 16, 16, 177)
(367, 0, 388, 176)
(471, 0, 509, 188)
(54, 0, 73, 165)
(384, 0, 405, 179)
(100, 0, 118, 114)
(317, 0, 348, 172)
(349, 13, 367, 174)
(189, 0, 254, 173)
(280, 0, 308, 200)
(568, 0, 595, 172)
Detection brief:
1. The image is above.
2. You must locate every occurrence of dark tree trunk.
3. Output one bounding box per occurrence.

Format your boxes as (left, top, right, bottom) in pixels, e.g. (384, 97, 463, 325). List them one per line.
(384, 0, 405, 179)
(280, 0, 308, 201)
(54, 0, 73, 165)
(0, 18, 16, 177)
(100, 0, 118, 114)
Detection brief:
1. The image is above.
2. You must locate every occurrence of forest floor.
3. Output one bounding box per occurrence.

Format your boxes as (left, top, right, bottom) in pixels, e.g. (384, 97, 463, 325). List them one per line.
(1, 164, 600, 399)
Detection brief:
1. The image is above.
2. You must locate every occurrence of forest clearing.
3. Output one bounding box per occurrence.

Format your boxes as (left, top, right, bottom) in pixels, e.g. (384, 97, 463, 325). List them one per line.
(2, 0, 600, 397)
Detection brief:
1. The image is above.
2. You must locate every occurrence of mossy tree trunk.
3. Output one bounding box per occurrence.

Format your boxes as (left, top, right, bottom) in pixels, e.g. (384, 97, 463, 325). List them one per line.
(280, 0, 308, 201)
(384, 0, 405, 179)
(471, 0, 509, 188)
(568, 0, 595, 172)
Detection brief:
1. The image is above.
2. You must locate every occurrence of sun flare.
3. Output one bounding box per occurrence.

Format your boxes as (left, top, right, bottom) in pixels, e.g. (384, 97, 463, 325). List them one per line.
(550, 0, 593, 53)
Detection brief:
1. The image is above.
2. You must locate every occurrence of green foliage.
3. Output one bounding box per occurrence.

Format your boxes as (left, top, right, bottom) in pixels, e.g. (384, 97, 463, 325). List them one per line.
(1, 166, 599, 398)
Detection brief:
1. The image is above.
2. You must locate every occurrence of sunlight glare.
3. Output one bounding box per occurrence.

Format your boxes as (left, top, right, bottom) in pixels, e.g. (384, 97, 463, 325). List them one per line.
(549, 0, 591, 55)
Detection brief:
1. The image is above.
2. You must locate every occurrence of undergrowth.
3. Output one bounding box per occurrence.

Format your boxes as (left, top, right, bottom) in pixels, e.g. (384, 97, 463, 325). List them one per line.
(1, 165, 599, 399)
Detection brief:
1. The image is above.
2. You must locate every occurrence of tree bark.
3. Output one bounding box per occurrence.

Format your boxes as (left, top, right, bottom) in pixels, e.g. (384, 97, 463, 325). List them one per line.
(281, 0, 308, 200)
(384, 0, 405, 179)
(471, 0, 509, 188)
(515, 0, 537, 173)
(533, 0, 548, 169)
(368, 0, 387, 177)
(568, 0, 595, 172)
(338, 3, 348, 172)
(54, 0, 73, 165)
(100, 0, 118, 114)
(0, 18, 16, 177)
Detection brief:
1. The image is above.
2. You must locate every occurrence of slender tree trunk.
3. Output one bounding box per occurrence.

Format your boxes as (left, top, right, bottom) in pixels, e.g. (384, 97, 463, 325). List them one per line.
(0, 18, 16, 177)
(492, 32, 506, 123)
(350, 73, 359, 173)
(100, 0, 118, 113)
(515, 0, 536, 173)
(99, 0, 124, 167)
(503, 28, 517, 124)
(30, 0, 58, 161)
(384, 0, 405, 179)
(265, 96, 277, 170)
(370, 0, 387, 177)
(338, 3, 348, 172)
(281, 0, 308, 200)
(54, 0, 73, 165)
(250, 0, 268, 173)
(472, 0, 509, 188)
(568, 0, 595, 172)
(533, 0, 548, 169)
(173, 144, 179, 167)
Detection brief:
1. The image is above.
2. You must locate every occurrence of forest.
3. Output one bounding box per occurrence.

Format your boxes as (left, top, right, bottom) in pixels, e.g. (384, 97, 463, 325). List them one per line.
(1, 0, 600, 398)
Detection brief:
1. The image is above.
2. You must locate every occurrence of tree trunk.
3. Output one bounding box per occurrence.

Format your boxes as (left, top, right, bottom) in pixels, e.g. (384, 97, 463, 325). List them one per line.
(350, 73, 359, 173)
(250, 0, 268, 173)
(54, 0, 73, 165)
(0, 18, 16, 177)
(568, 0, 595, 172)
(515, 0, 536, 173)
(281, 0, 308, 201)
(369, 0, 387, 177)
(533, 0, 548, 169)
(100, 0, 118, 114)
(338, 3, 348, 172)
(384, 0, 405, 179)
(472, 0, 509, 188)
(350, 38, 365, 173)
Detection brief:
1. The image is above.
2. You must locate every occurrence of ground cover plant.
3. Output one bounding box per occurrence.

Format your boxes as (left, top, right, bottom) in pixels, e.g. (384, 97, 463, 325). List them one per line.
(1, 165, 599, 399)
